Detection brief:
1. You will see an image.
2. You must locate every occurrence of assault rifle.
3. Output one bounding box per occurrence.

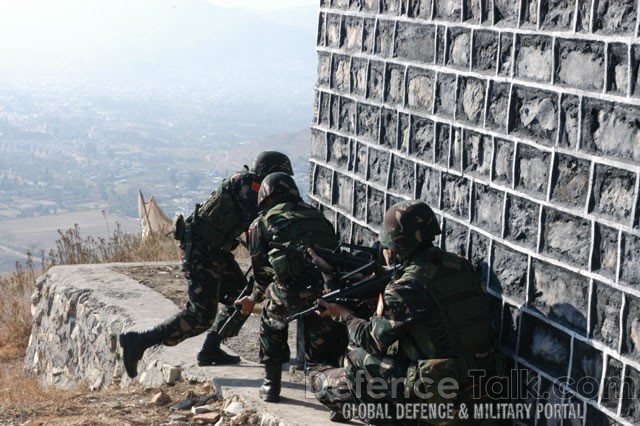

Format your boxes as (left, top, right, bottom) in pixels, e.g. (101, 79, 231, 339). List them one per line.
(218, 269, 254, 339)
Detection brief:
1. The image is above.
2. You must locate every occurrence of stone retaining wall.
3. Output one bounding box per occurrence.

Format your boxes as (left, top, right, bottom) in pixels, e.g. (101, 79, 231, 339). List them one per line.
(308, 1, 640, 424)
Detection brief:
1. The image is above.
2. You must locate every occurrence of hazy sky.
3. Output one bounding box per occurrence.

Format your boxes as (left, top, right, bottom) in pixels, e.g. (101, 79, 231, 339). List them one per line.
(206, 0, 317, 9)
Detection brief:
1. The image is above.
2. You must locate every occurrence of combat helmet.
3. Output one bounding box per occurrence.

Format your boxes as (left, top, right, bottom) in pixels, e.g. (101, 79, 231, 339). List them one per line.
(379, 200, 441, 260)
(252, 151, 294, 178)
(257, 172, 301, 209)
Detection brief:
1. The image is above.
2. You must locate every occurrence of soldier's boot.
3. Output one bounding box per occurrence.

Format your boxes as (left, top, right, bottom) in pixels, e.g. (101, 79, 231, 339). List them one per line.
(197, 331, 241, 366)
(119, 328, 164, 378)
(329, 410, 350, 423)
(258, 362, 282, 402)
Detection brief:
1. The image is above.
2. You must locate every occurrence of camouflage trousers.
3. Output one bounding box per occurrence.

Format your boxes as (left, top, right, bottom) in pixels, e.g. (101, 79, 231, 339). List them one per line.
(156, 245, 247, 346)
(259, 280, 348, 368)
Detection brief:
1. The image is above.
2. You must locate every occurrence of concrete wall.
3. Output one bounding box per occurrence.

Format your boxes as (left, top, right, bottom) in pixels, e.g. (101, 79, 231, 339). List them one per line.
(308, 0, 640, 423)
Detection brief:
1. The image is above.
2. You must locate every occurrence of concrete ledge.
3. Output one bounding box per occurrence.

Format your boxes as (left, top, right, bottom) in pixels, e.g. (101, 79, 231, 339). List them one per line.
(25, 262, 337, 425)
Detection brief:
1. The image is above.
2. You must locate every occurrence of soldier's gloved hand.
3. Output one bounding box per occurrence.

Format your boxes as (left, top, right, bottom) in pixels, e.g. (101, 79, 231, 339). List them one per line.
(235, 295, 256, 315)
(315, 298, 354, 321)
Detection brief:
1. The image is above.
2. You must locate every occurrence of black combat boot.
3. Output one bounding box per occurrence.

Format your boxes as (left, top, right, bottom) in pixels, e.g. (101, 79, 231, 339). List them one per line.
(197, 331, 241, 366)
(259, 362, 282, 402)
(118, 328, 164, 378)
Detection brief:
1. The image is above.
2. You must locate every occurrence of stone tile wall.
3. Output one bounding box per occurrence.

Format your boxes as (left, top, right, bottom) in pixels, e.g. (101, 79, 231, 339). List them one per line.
(308, 0, 640, 423)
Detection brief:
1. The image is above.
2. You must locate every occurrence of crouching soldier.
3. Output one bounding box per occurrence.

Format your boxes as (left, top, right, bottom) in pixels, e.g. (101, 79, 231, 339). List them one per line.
(311, 200, 498, 424)
(235, 172, 348, 403)
(119, 152, 293, 378)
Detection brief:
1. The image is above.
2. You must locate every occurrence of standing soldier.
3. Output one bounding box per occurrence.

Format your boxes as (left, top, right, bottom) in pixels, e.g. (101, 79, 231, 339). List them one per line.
(235, 172, 348, 403)
(311, 200, 497, 424)
(119, 151, 293, 378)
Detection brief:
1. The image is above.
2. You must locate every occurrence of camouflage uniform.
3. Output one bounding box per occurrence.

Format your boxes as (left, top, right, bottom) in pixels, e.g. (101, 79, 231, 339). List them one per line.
(247, 200, 348, 367)
(311, 201, 497, 424)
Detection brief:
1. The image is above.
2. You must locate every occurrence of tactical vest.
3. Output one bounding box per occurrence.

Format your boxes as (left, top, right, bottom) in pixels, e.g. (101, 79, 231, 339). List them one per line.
(193, 171, 260, 251)
(262, 202, 338, 284)
(399, 248, 495, 391)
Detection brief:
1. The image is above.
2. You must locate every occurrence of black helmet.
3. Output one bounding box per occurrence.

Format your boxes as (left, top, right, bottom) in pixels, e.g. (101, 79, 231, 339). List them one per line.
(257, 172, 301, 209)
(379, 200, 441, 260)
(252, 151, 294, 178)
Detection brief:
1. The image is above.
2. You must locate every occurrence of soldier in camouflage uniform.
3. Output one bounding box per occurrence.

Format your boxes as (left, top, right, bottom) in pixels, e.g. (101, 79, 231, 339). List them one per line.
(119, 152, 293, 379)
(311, 200, 497, 424)
(235, 172, 348, 403)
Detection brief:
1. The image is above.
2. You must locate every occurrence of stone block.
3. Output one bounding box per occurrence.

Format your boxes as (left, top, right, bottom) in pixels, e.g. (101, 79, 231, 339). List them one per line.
(485, 81, 509, 131)
(447, 28, 471, 69)
(591, 282, 622, 349)
(367, 60, 385, 102)
(317, 52, 332, 88)
(594, 0, 636, 35)
(353, 141, 368, 177)
(494, 0, 520, 27)
(519, 313, 571, 379)
(357, 103, 380, 143)
(633, 45, 640, 97)
(493, 138, 513, 185)
(331, 55, 350, 93)
(417, 165, 440, 207)
(362, 18, 376, 53)
(326, 14, 342, 48)
(381, 0, 402, 15)
(394, 22, 436, 63)
(505, 194, 539, 249)
(336, 212, 352, 242)
(443, 218, 468, 256)
(556, 39, 605, 91)
(601, 356, 624, 410)
(354, 181, 366, 220)
(368, 147, 389, 186)
(530, 260, 589, 334)
(559, 94, 580, 149)
(351, 57, 368, 97)
(592, 224, 619, 280)
(515, 35, 553, 82)
(329, 95, 340, 130)
(515, 144, 551, 198)
(472, 30, 498, 74)
(540, 0, 576, 30)
(510, 85, 558, 145)
(576, 0, 592, 32)
(490, 242, 528, 303)
(406, 67, 435, 112)
(311, 129, 327, 163)
(442, 173, 470, 218)
(622, 365, 640, 423)
(327, 133, 349, 170)
(367, 186, 385, 226)
(398, 112, 411, 152)
(313, 165, 333, 202)
(333, 0, 350, 8)
(473, 183, 503, 236)
(436, 25, 446, 65)
(380, 108, 397, 148)
(456, 77, 485, 124)
(341, 16, 362, 53)
(569, 340, 603, 400)
(486, 294, 502, 340)
(500, 303, 519, 352)
(621, 232, 640, 286)
(362, 0, 380, 12)
(469, 230, 489, 287)
(434, 122, 450, 167)
(348, 0, 362, 10)
(462, 130, 491, 178)
(386, 193, 405, 210)
(333, 173, 353, 212)
(339, 97, 356, 134)
(521, 0, 538, 28)
(590, 164, 637, 225)
(317, 13, 326, 47)
(389, 155, 414, 196)
(352, 223, 379, 246)
(550, 153, 590, 208)
(585, 406, 619, 425)
(463, 0, 482, 22)
(582, 98, 640, 163)
(319, 92, 332, 128)
(374, 19, 395, 58)
(312, 92, 321, 125)
(450, 127, 463, 172)
(434, 73, 457, 119)
(498, 32, 514, 76)
(384, 63, 405, 105)
(608, 43, 629, 95)
(407, 0, 432, 19)
(541, 207, 591, 268)
(434, 0, 462, 21)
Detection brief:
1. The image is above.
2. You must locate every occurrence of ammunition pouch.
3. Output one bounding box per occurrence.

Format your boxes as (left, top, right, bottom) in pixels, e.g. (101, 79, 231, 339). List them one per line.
(405, 358, 461, 402)
(269, 242, 305, 283)
(172, 214, 185, 241)
(192, 221, 238, 252)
